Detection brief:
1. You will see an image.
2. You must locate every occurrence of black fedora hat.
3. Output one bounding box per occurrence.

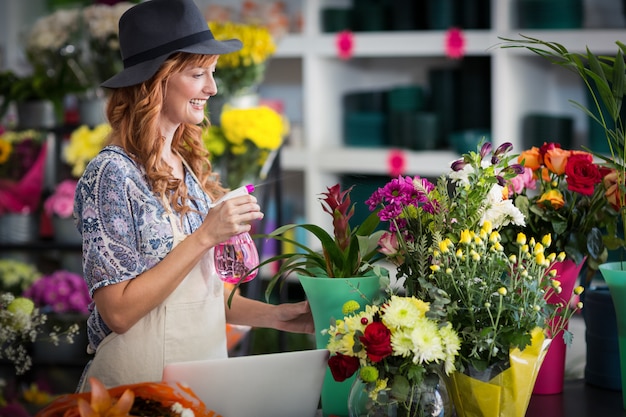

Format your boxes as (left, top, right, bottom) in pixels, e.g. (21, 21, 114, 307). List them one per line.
(101, 0, 242, 89)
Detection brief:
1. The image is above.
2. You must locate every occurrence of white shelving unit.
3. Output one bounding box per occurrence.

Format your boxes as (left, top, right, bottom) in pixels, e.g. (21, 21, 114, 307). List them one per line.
(261, 0, 626, 233)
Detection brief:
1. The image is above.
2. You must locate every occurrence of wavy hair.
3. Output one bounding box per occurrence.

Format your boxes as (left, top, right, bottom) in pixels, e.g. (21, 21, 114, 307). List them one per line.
(105, 52, 226, 217)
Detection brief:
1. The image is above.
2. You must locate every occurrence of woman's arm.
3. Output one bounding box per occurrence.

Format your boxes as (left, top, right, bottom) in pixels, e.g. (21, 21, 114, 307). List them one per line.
(224, 290, 314, 334)
(94, 194, 262, 334)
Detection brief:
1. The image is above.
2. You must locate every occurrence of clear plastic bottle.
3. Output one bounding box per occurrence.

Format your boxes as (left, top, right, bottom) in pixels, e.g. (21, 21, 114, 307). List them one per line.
(212, 184, 260, 284)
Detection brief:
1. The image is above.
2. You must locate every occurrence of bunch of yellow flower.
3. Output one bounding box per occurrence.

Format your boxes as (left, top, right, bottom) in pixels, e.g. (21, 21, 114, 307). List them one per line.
(208, 21, 276, 97)
(63, 123, 110, 177)
(204, 105, 287, 189)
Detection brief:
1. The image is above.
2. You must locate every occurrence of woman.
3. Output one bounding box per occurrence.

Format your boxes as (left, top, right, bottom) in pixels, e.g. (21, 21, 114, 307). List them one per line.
(74, 0, 313, 391)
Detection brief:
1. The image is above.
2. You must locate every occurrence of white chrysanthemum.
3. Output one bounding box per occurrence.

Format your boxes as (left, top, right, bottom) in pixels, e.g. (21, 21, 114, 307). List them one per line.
(410, 319, 445, 364)
(390, 328, 414, 357)
(382, 296, 423, 330)
(448, 164, 474, 186)
(438, 322, 461, 358)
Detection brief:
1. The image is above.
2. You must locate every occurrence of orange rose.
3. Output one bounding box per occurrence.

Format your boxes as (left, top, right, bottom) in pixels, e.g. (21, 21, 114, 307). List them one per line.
(544, 148, 571, 175)
(518, 147, 542, 170)
(604, 170, 624, 210)
(538, 189, 565, 209)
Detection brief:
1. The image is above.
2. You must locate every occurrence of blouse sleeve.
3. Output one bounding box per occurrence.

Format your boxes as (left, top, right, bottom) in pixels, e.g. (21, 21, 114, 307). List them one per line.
(74, 151, 167, 296)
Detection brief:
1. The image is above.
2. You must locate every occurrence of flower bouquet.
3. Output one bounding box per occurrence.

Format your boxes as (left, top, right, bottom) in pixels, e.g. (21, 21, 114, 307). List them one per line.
(44, 179, 77, 220)
(508, 142, 617, 282)
(24, 270, 90, 315)
(204, 105, 286, 189)
(326, 295, 460, 417)
(63, 123, 110, 178)
(0, 292, 79, 375)
(366, 142, 583, 417)
(37, 377, 221, 417)
(0, 259, 41, 296)
(0, 128, 46, 215)
(208, 21, 277, 98)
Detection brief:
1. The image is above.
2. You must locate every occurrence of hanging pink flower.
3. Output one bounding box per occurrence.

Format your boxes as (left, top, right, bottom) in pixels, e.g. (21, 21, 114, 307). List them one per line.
(335, 30, 354, 60)
(445, 28, 465, 59)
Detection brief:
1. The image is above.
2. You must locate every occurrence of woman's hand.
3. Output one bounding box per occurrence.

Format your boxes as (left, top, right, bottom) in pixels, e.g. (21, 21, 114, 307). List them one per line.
(197, 194, 263, 248)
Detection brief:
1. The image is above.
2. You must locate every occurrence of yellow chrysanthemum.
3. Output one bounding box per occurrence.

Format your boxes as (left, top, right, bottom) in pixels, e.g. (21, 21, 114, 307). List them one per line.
(0, 138, 11, 164)
(342, 300, 360, 316)
(64, 123, 110, 177)
(459, 230, 472, 245)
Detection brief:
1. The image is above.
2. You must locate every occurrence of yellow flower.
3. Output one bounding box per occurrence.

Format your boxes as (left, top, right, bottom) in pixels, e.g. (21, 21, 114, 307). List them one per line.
(0, 137, 11, 164)
(516, 232, 527, 246)
(574, 286, 584, 295)
(342, 300, 360, 316)
(541, 234, 552, 248)
(459, 230, 472, 245)
(497, 287, 507, 296)
(64, 123, 110, 177)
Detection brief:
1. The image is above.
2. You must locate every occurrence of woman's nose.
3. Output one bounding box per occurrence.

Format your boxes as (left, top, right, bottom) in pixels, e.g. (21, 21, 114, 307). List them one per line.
(205, 74, 218, 97)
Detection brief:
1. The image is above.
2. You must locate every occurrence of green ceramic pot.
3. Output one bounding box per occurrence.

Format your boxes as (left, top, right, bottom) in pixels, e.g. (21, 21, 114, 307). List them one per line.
(598, 262, 626, 408)
(299, 273, 383, 417)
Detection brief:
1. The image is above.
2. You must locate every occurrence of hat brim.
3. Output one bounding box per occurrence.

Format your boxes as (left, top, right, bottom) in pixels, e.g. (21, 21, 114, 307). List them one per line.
(101, 38, 242, 89)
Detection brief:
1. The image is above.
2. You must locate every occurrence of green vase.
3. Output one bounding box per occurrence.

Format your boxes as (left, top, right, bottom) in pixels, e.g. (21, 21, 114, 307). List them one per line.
(298, 273, 383, 417)
(599, 261, 626, 408)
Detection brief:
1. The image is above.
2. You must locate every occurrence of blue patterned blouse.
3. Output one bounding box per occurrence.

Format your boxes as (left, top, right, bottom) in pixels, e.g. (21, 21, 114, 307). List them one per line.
(73, 145, 212, 352)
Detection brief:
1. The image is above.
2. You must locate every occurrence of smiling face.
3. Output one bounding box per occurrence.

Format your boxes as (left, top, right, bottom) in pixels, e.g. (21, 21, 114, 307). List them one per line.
(161, 57, 218, 129)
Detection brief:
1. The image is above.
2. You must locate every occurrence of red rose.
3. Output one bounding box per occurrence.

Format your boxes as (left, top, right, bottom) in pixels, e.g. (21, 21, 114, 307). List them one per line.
(565, 153, 602, 196)
(359, 321, 393, 362)
(327, 353, 360, 382)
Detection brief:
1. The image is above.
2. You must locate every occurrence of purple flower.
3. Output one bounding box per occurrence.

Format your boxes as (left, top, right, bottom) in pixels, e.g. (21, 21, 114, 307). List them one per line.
(23, 270, 91, 314)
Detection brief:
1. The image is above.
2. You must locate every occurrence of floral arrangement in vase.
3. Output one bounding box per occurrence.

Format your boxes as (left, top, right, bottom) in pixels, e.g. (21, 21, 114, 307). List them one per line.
(0, 292, 79, 375)
(23, 270, 91, 315)
(44, 179, 78, 220)
(81, 2, 135, 88)
(0, 259, 42, 296)
(0, 128, 46, 214)
(366, 142, 583, 417)
(208, 21, 277, 98)
(499, 35, 626, 258)
(325, 295, 460, 416)
(36, 377, 220, 417)
(506, 142, 618, 282)
(204, 105, 286, 189)
(63, 123, 110, 177)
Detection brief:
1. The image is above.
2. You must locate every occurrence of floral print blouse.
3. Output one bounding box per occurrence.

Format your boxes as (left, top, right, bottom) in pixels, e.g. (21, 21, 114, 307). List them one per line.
(73, 145, 212, 352)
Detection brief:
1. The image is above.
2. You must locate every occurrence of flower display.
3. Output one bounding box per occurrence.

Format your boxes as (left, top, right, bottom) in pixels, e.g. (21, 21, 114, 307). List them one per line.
(0, 128, 46, 214)
(63, 123, 110, 177)
(325, 295, 460, 412)
(82, 2, 134, 87)
(208, 21, 277, 97)
(23, 270, 90, 315)
(24, 8, 86, 103)
(0, 259, 41, 297)
(37, 377, 221, 417)
(204, 105, 286, 189)
(507, 142, 617, 278)
(44, 179, 78, 219)
(499, 35, 626, 257)
(366, 142, 583, 372)
(0, 292, 79, 375)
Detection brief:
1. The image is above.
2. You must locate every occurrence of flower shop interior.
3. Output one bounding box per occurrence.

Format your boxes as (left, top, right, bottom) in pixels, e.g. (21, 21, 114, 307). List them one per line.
(2, 0, 626, 416)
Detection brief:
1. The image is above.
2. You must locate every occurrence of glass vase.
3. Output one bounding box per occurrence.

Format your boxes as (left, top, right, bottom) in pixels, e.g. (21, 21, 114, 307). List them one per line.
(348, 371, 452, 417)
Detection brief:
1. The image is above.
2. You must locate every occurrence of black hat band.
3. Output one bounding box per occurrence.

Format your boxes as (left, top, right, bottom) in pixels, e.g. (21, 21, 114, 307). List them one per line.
(123, 30, 216, 68)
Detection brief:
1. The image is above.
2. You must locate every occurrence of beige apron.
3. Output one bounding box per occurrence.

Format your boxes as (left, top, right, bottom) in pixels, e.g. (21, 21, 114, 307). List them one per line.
(78, 206, 227, 391)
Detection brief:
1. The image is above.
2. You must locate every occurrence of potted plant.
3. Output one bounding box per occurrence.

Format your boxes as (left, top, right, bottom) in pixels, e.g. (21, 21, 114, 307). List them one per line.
(44, 179, 80, 244)
(23, 269, 90, 363)
(249, 183, 387, 417)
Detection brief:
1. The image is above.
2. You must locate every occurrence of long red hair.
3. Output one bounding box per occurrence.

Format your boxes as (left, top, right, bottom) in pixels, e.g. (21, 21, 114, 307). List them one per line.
(105, 52, 226, 216)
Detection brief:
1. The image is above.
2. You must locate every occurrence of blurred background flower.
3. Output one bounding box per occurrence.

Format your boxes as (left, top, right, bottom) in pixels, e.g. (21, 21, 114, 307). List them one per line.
(208, 21, 276, 98)
(204, 105, 286, 189)
(63, 123, 110, 177)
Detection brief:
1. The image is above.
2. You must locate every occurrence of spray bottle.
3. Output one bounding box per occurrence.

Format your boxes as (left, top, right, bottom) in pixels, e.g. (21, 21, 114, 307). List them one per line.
(211, 184, 259, 284)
